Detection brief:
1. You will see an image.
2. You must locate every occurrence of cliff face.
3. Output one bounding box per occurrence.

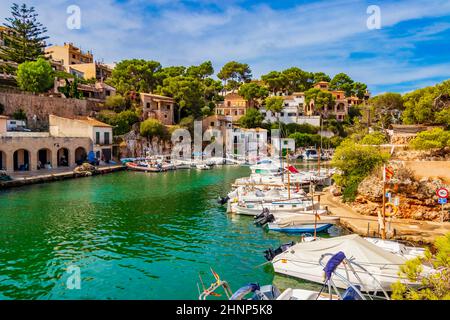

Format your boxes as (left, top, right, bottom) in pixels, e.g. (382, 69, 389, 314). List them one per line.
(353, 162, 449, 222)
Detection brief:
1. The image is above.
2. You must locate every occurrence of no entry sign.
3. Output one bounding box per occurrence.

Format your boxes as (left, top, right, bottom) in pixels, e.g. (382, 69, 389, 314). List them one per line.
(437, 188, 449, 199)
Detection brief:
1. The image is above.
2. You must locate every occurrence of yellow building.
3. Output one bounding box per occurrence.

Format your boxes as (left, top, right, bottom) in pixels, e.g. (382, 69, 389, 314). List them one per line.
(45, 43, 112, 81)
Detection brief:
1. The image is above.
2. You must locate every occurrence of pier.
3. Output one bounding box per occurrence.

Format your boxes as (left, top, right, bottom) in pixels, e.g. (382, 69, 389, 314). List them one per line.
(0, 165, 125, 189)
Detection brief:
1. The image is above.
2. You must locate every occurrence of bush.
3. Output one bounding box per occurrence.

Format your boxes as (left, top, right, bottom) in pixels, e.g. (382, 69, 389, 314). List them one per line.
(97, 110, 139, 135)
(361, 131, 388, 145)
(289, 133, 322, 147)
(239, 108, 264, 129)
(391, 233, 450, 300)
(140, 119, 168, 140)
(331, 139, 390, 202)
(105, 94, 127, 113)
(410, 128, 450, 150)
(16, 58, 54, 93)
(12, 108, 27, 121)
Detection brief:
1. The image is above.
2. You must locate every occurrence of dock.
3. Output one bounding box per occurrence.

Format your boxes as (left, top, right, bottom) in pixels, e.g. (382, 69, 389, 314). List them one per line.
(0, 165, 125, 189)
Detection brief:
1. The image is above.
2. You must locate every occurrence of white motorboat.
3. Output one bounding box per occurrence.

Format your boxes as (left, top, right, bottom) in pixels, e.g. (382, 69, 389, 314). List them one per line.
(271, 234, 428, 292)
(196, 164, 212, 170)
(230, 199, 323, 216)
(227, 187, 306, 204)
(266, 214, 340, 234)
(363, 238, 426, 260)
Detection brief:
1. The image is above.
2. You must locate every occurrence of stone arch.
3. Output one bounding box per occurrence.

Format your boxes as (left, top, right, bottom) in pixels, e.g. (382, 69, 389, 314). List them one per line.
(74, 147, 87, 165)
(13, 149, 30, 171)
(0, 150, 6, 171)
(57, 148, 70, 167)
(37, 148, 52, 169)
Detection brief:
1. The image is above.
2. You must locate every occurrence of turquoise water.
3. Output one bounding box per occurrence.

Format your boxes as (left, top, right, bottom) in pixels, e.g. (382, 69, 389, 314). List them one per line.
(0, 166, 339, 300)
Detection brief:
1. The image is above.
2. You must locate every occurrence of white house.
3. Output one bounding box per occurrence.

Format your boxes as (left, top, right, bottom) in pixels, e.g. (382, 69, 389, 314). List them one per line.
(261, 93, 321, 126)
(272, 137, 296, 155)
(226, 128, 268, 162)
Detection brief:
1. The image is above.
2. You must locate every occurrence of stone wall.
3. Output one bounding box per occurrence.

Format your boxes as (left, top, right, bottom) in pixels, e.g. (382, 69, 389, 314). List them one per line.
(0, 92, 99, 130)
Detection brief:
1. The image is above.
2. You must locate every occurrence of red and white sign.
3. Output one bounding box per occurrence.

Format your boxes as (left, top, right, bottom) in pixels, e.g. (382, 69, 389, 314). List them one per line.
(437, 188, 449, 199)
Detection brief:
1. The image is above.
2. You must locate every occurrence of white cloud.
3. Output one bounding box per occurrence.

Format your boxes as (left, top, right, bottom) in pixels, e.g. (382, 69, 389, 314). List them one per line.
(1, 0, 449, 93)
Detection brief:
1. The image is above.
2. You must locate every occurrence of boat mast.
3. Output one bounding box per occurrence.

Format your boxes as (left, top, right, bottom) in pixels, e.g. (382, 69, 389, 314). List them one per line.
(279, 120, 284, 184)
(287, 153, 291, 200)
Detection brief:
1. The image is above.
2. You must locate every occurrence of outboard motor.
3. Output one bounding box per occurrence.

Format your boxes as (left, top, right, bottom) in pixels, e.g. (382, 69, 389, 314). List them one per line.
(217, 196, 230, 205)
(254, 208, 275, 226)
(264, 242, 295, 261)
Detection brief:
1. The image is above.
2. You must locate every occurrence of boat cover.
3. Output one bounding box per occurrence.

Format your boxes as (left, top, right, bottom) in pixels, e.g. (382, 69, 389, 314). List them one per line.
(276, 214, 339, 228)
(277, 234, 407, 266)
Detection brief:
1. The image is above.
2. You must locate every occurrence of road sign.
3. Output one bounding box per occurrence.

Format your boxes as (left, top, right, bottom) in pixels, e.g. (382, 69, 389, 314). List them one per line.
(384, 166, 394, 182)
(437, 188, 449, 199)
(438, 198, 448, 205)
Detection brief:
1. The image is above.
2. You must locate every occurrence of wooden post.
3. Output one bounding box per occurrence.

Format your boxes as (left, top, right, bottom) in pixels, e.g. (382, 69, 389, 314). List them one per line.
(382, 165, 387, 240)
(287, 154, 291, 200)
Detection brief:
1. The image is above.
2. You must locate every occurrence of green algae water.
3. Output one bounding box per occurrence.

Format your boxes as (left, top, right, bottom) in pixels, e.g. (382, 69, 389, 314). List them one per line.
(0, 166, 339, 300)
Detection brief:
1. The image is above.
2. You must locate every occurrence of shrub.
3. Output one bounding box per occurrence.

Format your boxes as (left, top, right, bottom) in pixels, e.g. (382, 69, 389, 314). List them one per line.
(97, 110, 139, 135)
(105, 94, 127, 113)
(410, 128, 450, 150)
(331, 139, 390, 202)
(361, 131, 388, 145)
(12, 108, 27, 121)
(140, 119, 168, 140)
(239, 108, 264, 129)
(16, 58, 54, 93)
(391, 233, 450, 300)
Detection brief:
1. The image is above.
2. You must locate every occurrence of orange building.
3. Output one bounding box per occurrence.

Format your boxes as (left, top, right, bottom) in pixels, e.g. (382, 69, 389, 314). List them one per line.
(215, 93, 252, 123)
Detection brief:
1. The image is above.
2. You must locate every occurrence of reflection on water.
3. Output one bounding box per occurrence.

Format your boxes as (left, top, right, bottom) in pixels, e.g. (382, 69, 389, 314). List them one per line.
(0, 166, 343, 300)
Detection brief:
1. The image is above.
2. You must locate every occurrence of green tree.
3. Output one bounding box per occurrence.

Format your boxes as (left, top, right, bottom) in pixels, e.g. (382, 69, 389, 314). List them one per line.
(368, 92, 404, 127)
(217, 61, 252, 90)
(140, 119, 167, 140)
(238, 108, 264, 129)
(331, 139, 389, 201)
(186, 61, 214, 79)
(409, 128, 450, 150)
(157, 75, 205, 120)
(361, 131, 388, 145)
(352, 82, 368, 99)
(392, 233, 450, 300)
(289, 133, 322, 148)
(312, 72, 331, 84)
(16, 58, 53, 93)
(0, 3, 48, 64)
(285, 123, 319, 135)
(58, 77, 83, 99)
(305, 88, 335, 116)
(105, 94, 127, 113)
(238, 82, 269, 107)
(281, 67, 314, 93)
(12, 108, 27, 120)
(261, 71, 287, 94)
(107, 59, 162, 94)
(264, 96, 284, 117)
(330, 73, 354, 97)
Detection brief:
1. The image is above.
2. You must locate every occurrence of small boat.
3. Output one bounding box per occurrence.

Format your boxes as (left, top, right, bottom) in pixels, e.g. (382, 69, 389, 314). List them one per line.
(302, 149, 320, 161)
(126, 161, 168, 172)
(266, 214, 340, 233)
(271, 234, 429, 292)
(230, 199, 322, 216)
(196, 164, 212, 170)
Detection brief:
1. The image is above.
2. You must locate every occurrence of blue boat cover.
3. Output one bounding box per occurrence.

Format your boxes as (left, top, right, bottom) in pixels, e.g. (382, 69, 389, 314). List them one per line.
(342, 285, 362, 300)
(323, 251, 346, 280)
(230, 284, 260, 300)
(88, 151, 96, 162)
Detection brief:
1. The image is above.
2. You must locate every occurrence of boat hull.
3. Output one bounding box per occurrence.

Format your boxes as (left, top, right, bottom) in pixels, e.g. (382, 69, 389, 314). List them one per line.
(268, 223, 333, 233)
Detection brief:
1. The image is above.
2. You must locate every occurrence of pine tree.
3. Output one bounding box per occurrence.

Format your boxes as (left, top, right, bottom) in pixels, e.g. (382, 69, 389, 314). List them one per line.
(0, 3, 49, 64)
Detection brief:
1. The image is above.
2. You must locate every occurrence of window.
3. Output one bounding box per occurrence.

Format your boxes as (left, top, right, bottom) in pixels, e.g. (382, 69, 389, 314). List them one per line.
(211, 122, 215, 127)
(104, 132, 110, 145)
(284, 141, 288, 145)
(146, 102, 150, 109)
(96, 132, 100, 144)
(288, 113, 296, 116)
(280, 112, 285, 116)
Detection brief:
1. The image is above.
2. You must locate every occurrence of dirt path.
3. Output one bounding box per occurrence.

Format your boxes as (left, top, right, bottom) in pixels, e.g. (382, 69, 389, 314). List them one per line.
(320, 189, 450, 245)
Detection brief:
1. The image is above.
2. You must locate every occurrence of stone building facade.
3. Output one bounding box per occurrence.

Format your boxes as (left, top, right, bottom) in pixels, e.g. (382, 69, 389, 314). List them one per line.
(140, 93, 175, 125)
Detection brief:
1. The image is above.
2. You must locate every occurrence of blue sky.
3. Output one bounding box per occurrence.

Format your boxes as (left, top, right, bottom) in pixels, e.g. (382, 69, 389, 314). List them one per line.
(1, 0, 450, 95)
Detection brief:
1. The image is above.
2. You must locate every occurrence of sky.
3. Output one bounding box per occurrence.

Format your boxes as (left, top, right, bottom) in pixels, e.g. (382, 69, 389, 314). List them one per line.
(1, 0, 450, 95)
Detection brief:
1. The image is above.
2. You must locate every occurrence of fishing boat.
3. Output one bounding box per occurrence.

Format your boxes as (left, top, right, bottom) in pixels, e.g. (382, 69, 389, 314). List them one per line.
(125, 161, 174, 172)
(271, 234, 428, 292)
(196, 164, 212, 170)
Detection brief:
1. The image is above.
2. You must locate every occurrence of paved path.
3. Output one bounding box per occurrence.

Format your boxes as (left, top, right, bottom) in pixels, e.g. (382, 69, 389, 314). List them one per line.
(319, 189, 450, 245)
